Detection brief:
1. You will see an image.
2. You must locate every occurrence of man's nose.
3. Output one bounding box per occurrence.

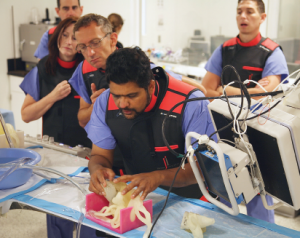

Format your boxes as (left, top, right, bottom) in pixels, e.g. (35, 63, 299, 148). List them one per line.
(87, 47, 95, 57)
(241, 11, 247, 18)
(119, 97, 129, 109)
(67, 9, 76, 17)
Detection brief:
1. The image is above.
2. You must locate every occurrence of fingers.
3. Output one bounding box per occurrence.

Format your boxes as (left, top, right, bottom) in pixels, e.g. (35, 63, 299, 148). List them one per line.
(91, 88, 106, 104)
(106, 169, 116, 182)
(114, 175, 150, 200)
(89, 172, 105, 195)
(91, 83, 97, 94)
(90, 168, 116, 196)
(257, 78, 269, 87)
(113, 175, 132, 184)
(131, 183, 148, 200)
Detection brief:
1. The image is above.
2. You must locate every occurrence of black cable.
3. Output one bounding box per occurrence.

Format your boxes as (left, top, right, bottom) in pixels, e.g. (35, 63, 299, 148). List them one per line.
(158, 70, 286, 237)
(147, 153, 187, 238)
(161, 90, 284, 157)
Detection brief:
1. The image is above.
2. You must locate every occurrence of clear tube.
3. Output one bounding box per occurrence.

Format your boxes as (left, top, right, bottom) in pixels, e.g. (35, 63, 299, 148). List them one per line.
(0, 162, 88, 237)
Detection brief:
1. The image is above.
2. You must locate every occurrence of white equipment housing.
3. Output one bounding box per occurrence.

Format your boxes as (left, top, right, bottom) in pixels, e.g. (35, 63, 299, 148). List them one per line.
(186, 90, 300, 214)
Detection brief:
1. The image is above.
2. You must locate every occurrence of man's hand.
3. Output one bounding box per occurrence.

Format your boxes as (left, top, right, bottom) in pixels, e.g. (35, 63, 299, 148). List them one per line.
(255, 77, 269, 88)
(50, 80, 71, 101)
(90, 83, 106, 104)
(113, 171, 164, 200)
(89, 167, 116, 196)
(217, 85, 224, 94)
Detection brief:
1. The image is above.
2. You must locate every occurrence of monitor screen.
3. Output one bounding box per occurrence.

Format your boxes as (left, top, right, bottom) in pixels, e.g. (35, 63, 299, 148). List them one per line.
(210, 109, 294, 206)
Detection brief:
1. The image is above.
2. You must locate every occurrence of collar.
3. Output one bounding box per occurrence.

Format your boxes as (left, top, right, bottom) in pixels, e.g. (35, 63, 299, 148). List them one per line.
(237, 33, 261, 47)
(57, 57, 77, 69)
(144, 81, 159, 112)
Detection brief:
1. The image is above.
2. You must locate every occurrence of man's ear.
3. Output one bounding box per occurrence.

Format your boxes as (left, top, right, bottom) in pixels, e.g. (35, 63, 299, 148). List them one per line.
(55, 7, 60, 17)
(260, 13, 267, 24)
(148, 79, 155, 95)
(110, 32, 118, 47)
(79, 6, 83, 15)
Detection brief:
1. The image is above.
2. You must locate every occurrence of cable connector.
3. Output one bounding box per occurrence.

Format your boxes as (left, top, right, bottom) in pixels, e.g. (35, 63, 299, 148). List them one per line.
(183, 145, 194, 170)
(197, 135, 210, 145)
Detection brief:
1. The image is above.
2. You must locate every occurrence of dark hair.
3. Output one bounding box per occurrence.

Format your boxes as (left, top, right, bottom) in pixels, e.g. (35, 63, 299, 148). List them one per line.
(106, 47, 154, 90)
(46, 16, 83, 75)
(238, 0, 265, 13)
(74, 13, 112, 34)
(108, 13, 124, 32)
(57, 0, 81, 8)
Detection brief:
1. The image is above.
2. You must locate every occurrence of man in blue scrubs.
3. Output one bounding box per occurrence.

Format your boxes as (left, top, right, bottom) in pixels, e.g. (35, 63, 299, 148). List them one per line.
(202, 0, 288, 99)
(202, 0, 289, 223)
(69, 13, 206, 128)
(87, 47, 216, 202)
(34, 0, 83, 59)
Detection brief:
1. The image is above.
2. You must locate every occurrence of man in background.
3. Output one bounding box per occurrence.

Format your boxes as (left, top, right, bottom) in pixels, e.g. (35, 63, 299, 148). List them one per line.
(201, 0, 288, 100)
(69, 13, 206, 129)
(201, 0, 288, 222)
(34, 0, 83, 59)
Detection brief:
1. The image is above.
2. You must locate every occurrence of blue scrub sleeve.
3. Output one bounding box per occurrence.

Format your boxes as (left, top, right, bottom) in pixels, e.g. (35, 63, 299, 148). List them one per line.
(262, 47, 289, 81)
(205, 44, 223, 77)
(34, 30, 49, 59)
(86, 89, 216, 150)
(19, 66, 40, 101)
(182, 91, 217, 151)
(85, 89, 116, 149)
(69, 62, 92, 104)
(150, 62, 182, 80)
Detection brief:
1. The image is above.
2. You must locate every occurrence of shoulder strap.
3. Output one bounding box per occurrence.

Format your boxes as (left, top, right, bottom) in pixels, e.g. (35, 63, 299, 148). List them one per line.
(82, 60, 98, 74)
(48, 26, 57, 35)
(261, 38, 279, 51)
(223, 37, 238, 48)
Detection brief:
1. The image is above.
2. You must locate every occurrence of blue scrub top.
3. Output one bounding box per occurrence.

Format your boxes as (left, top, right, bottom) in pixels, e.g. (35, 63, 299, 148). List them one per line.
(86, 89, 216, 151)
(19, 66, 40, 101)
(34, 30, 49, 59)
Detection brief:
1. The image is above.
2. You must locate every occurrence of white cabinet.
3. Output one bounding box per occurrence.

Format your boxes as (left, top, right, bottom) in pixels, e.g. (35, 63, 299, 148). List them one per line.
(9, 75, 42, 136)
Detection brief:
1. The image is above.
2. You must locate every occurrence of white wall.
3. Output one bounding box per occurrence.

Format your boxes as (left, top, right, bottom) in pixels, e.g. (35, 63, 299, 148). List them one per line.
(140, 0, 275, 51)
(81, 0, 140, 47)
(0, 0, 56, 110)
(277, 0, 300, 39)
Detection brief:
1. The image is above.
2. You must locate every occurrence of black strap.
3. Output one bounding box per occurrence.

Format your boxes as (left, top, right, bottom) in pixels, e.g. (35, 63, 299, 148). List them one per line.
(146, 118, 157, 159)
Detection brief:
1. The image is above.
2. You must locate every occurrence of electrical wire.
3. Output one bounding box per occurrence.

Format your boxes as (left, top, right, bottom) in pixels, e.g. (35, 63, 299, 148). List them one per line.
(147, 138, 201, 237)
(158, 66, 300, 237)
(147, 153, 187, 238)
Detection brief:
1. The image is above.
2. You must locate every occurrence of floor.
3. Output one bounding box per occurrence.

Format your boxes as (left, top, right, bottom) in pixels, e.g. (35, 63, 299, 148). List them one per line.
(0, 204, 300, 238)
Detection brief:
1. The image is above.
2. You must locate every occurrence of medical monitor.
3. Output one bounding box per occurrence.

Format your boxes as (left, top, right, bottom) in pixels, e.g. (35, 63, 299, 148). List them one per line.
(207, 98, 300, 209)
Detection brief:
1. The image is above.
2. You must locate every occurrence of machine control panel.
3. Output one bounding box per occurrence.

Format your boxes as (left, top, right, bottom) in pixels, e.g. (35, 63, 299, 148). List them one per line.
(24, 134, 91, 158)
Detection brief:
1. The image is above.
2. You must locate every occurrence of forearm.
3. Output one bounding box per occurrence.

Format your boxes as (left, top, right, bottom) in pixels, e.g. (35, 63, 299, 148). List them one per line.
(88, 154, 113, 175)
(21, 96, 55, 123)
(78, 104, 94, 127)
(224, 86, 273, 99)
(182, 76, 207, 95)
(205, 89, 222, 99)
(155, 163, 197, 188)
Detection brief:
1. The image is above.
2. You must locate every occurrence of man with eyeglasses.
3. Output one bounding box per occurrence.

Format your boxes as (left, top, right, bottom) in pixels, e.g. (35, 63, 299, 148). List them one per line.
(34, 0, 83, 59)
(69, 13, 207, 129)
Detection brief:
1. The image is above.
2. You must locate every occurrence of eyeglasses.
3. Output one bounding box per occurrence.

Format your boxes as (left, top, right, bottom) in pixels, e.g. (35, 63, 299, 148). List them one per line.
(76, 33, 111, 53)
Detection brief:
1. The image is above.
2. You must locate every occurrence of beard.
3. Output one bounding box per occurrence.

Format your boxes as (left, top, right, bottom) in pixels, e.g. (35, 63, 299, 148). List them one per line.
(120, 90, 151, 119)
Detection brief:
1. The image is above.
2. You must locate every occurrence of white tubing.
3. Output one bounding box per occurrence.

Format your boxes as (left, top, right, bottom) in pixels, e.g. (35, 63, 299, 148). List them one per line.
(186, 132, 240, 216)
(260, 194, 284, 210)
